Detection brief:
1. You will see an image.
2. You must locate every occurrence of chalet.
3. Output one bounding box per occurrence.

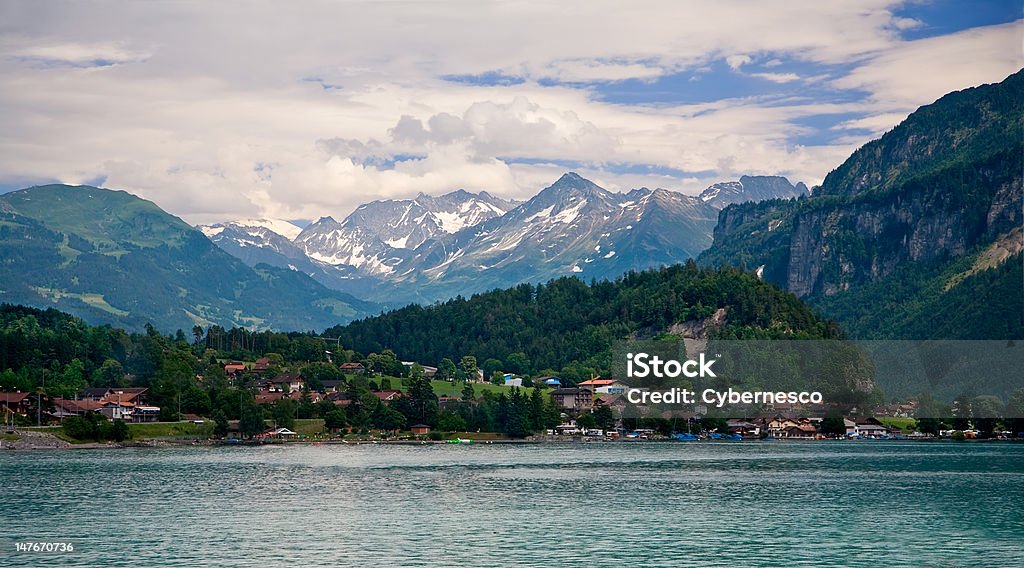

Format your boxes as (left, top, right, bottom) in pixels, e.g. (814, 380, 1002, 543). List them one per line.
(289, 390, 323, 404)
(79, 387, 149, 405)
(1, 391, 36, 417)
(107, 388, 149, 406)
(550, 388, 594, 412)
(410, 424, 431, 435)
(81, 387, 114, 401)
(253, 358, 272, 373)
(373, 390, 403, 402)
(578, 379, 629, 394)
(339, 362, 365, 374)
(766, 416, 803, 438)
(224, 362, 247, 377)
(783, 423, 818, 438)
(269, 374, 305, 392)
(255, 392, 287, 405)
(326, 392, 352, 407)
(594, 393, 628, 412)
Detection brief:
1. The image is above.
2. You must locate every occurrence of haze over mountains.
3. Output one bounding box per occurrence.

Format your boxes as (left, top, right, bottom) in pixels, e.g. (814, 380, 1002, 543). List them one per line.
(200, 174, 807, 304)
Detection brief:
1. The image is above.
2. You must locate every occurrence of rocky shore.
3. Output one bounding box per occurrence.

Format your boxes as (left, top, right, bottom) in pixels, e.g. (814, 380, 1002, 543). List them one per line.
(2, 429, 73, 450)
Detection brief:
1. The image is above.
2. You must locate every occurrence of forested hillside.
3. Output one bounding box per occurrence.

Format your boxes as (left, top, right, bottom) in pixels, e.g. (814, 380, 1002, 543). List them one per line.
(326, 262, 842, 379)
(699, 69, 1023, 339)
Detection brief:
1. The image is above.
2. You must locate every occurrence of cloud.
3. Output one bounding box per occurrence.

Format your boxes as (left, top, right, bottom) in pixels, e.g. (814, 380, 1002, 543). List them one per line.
(749, 72, 802, 83)
(832, 20, 1023, 109)
(11, 40, 150, 67)
(0, 1, 1018, 225)
(726, 55, 752, 70)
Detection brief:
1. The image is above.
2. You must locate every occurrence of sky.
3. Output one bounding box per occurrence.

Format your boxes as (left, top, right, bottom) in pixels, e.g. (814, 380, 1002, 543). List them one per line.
(0, 1, 1020, 225)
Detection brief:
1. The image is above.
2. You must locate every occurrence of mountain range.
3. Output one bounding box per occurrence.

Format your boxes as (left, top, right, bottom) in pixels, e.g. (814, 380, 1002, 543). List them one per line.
(201, 174, 807, 304)
(4, 70, 1018, 340)
(0, 172, 804, 332)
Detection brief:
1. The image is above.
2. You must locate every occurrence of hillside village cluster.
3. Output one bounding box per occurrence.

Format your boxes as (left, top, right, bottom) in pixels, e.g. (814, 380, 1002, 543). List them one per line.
(2, 354, 966, 441)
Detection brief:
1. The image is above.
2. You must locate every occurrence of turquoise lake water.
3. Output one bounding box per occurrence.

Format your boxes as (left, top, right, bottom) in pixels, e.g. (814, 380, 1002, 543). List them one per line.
(1, 442, 1022, 567)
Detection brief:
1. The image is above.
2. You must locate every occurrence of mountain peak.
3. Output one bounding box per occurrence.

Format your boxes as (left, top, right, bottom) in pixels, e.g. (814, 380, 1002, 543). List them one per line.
(699, 175, 806, 209)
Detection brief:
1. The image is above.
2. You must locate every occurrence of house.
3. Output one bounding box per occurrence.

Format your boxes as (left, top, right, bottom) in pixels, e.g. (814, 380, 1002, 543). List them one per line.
(132, 406, 161, 422)
(401, 362, 437, 377)
(259, 427, 296, 439)
(410, 424, 431, 435)
(1, 391, 37, 417)
(726, 419, 759, 436)
(253, 358, 272, 373)
(104, 388, 149, 406)
(289, 390, 323, 404)
(326, 392, 352, 407)
(373, 390, 403, 402)
(269, 374, 305, 392)
(224, 361, 247, 377)
(339, 362, 365, 374)
(255, 392, 287, 405)
(550, 388, 594, 412)
(578, 379, 629, 394)
(594, 393, 628, 412)
(843, 419, 858, 436)
(99, 400, 135, 421)
(320, 379, 345, 393)
(855, 418, 891, 438)
(783, 423, 818, 438)
(766, 416, 803, 437)
(80, 387, 114, 401)
(504, 376, 523, 387)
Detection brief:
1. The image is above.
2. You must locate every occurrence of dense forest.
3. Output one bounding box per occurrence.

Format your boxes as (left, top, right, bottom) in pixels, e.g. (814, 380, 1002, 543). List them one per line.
(325, 261, 842, 380)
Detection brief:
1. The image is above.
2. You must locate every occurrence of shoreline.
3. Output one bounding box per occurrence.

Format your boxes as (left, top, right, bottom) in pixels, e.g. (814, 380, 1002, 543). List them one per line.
(3, 429, 1021, 451)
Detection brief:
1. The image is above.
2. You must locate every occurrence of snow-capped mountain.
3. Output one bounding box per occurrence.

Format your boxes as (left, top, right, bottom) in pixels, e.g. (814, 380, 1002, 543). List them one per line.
(198, 173, 807, 305)
(402, 173, 720, 298)
(199, 218, 313, 271)
(699, 175, 808, 209)
(293, 190, 518, 277)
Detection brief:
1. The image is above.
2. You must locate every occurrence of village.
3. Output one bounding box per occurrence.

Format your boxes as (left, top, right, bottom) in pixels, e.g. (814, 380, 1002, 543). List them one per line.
(5, 354, 1003, 445)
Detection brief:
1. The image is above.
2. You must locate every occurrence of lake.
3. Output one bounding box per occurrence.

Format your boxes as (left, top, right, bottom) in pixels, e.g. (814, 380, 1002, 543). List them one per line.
(1, 441, 1022, 567)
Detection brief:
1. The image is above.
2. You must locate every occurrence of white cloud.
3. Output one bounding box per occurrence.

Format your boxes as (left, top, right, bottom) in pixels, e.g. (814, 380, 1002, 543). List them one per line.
(833, 20, 1023, 109)
(726, 55, 753, 70)
(0, 1, 1018, 225)
(749, 72, 802, 83)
